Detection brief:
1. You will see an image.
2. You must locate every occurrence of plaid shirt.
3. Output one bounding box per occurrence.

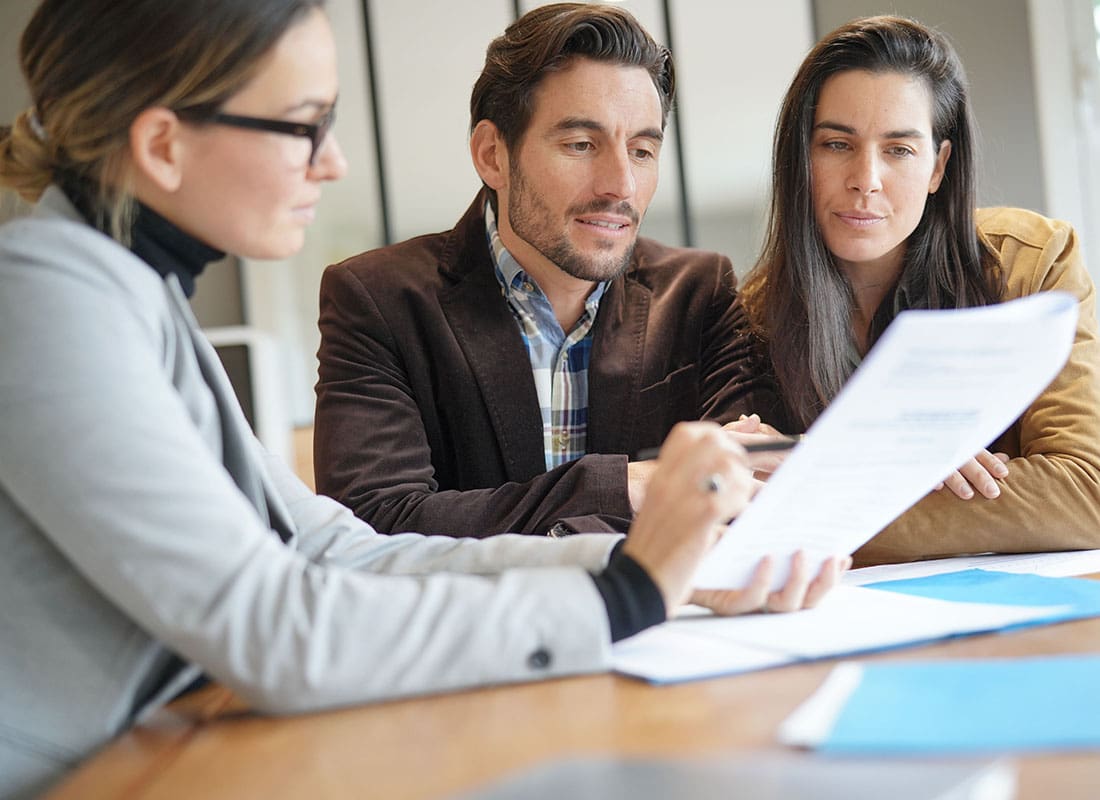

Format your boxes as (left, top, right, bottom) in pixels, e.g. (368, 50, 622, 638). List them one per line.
(486, 203, 608, 471)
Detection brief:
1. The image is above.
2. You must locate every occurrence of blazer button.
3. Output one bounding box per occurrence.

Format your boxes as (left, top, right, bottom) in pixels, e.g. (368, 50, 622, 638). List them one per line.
(527, 647, 552, 670)
(547, 522, 572, 538)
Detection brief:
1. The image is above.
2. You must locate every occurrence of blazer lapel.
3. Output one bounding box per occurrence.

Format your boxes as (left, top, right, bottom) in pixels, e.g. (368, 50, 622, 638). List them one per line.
(437, 195, 545, 481)
(589, 272, 651, 455)
(167, 281, 295, 542)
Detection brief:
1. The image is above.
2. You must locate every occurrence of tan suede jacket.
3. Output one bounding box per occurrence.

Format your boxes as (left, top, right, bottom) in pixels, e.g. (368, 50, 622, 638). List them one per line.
(856, 207, 1100, 565)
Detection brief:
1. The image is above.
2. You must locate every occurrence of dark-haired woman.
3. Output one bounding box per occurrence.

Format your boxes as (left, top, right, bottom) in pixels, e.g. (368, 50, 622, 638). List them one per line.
(741, 15, 1100, 566)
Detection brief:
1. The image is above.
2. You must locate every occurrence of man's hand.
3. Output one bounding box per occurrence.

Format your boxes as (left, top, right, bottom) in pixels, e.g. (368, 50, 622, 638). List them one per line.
(722, 413, 792, 477)
(723, 412, 784, 437)
(626, 459, 659, 512)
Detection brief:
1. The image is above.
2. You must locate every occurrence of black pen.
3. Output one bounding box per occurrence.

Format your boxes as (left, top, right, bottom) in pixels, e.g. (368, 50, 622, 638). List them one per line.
(634, 435, 804, 462)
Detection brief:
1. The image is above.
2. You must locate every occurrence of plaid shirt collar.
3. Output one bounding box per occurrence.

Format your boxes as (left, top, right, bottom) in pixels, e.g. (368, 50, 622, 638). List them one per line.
(485, 201, 608, 325)
(484, 201, 608, 469)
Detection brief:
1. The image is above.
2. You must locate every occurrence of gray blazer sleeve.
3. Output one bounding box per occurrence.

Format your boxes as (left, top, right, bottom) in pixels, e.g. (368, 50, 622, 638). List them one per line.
(261, 443, 621, 574)
(0, 214, 614, 716)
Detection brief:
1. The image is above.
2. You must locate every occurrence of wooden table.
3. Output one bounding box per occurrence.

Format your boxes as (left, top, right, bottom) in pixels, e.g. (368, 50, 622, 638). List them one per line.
(47, 590, 1100, 799)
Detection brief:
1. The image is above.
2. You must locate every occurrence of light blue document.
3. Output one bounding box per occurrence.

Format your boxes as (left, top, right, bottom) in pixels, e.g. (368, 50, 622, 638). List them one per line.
(866, 568, 1100, 626)
(785, 655, 1100, 754)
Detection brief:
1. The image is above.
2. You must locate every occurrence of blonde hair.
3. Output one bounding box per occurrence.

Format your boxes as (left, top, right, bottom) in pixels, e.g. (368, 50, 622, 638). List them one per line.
(0, 0, 325, 242)
(1, 107, 55, 202)
(1, 104, 136, 240)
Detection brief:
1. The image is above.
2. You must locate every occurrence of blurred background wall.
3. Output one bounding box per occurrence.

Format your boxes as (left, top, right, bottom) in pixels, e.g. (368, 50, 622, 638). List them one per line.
(2, 0, 1098, 460)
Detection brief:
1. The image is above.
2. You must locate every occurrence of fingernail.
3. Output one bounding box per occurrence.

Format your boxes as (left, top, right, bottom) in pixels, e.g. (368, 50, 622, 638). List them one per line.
(739, 414, 749, 420)
(961, 487, 973, 499)
(986, 484, 1000, 498)
(994, 463, 1008, 477)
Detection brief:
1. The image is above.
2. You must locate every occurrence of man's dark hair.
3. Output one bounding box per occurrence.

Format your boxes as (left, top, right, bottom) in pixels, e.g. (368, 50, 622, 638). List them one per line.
(470, 2, 674, 154)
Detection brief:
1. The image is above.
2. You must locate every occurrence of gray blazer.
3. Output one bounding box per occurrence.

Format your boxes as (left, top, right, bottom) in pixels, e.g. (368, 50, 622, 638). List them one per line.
(0, 189, 617, 799)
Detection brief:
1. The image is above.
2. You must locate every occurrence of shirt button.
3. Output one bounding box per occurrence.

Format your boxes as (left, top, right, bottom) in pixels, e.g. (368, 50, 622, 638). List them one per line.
(527, 648, 552, 670)
(522, 281, 535, 293)
(555, 431, 570, 450)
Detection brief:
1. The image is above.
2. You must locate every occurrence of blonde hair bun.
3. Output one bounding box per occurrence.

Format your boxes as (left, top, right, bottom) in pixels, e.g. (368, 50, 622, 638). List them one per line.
(0, 107, 54, 203)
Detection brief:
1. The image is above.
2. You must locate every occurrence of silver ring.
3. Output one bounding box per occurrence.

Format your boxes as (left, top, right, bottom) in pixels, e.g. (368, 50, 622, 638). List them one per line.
(702, 472, 724, 494)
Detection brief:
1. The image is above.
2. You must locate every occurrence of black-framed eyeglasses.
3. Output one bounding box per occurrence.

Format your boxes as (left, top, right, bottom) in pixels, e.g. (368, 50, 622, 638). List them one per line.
(207, 104, 336, 166)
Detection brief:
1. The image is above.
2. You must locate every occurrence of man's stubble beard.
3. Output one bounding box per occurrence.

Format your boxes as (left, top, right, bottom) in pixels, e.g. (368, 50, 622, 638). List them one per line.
(506, 162, 640, 282)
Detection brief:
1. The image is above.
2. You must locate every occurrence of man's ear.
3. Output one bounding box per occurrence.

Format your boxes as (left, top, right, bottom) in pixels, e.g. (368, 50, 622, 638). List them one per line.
(470, 119, 508, 190)
(128, 107, 185, 193)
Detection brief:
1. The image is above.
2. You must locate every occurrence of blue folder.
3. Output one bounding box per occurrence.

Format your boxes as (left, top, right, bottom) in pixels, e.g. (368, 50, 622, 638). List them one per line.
(812, 569, 1100, 754)
(866, 568, 1100, 626)
(822, 655, 1100, 754)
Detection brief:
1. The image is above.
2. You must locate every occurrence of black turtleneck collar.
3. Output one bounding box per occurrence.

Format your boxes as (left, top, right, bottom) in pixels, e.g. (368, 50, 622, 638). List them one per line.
(59, 173, 225, 298)
(129, 203, 224, 298)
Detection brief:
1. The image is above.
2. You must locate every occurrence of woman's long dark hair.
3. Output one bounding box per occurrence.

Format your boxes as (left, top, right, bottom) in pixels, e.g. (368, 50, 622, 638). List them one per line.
(741, 16, 1004, 430)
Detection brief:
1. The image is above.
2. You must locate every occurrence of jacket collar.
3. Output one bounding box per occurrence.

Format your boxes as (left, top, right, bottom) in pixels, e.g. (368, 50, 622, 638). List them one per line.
(436, 191, 546, 479)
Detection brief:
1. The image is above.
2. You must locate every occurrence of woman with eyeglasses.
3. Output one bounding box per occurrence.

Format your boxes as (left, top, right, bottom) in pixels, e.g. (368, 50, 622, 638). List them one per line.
(739, 16, 1100, 566)
(0, 2, 844, 795)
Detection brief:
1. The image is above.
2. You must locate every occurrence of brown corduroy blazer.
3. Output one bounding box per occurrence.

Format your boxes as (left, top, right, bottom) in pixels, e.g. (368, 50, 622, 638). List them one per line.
(314, 191, 780, 537)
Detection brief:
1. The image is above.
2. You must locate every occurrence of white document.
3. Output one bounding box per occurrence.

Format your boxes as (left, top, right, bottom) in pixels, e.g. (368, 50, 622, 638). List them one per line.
(844, 549, 1100, 586)
(612, 586, 1065, 684)
(674, 586, 1063, 658)
(612, 625, 797, 684)
(694, 292, 1078, 590)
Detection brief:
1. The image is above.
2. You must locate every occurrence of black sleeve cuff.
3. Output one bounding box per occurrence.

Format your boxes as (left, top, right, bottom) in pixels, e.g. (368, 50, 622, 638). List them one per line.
(591, 545, 667, 642)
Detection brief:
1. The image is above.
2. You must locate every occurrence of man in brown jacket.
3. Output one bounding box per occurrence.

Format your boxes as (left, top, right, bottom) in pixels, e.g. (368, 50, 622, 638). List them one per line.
(314, 4, 778, 537)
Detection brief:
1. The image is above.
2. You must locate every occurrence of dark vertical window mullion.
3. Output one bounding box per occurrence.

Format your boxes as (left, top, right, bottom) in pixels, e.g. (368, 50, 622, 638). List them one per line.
(360, 0, 393, 245)
(661, 0, 694, 247)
